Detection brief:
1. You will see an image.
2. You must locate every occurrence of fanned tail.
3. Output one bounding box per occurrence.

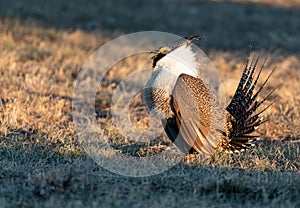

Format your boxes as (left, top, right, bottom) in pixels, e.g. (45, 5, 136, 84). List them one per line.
(223, 53, 276, 152)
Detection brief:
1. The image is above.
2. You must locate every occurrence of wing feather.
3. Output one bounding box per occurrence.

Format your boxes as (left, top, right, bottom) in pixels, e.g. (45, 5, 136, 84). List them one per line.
(162, 74, 220, 155)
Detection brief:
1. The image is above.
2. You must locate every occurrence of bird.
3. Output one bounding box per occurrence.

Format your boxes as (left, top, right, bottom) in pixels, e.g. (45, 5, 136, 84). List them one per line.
(143, 35, 276, 157)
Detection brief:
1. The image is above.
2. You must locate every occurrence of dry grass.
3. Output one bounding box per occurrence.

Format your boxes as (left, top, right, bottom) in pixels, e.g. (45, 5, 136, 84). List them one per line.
(0, 0, 300, 207)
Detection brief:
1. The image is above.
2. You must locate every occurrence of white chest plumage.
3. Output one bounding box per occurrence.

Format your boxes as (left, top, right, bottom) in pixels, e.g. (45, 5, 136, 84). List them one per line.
(145, 45, 199, 95)
(143, 45, 200, 118)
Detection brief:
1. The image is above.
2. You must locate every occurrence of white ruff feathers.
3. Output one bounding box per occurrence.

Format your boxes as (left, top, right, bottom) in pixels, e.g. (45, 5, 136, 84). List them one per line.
(146, 45, 199, 95)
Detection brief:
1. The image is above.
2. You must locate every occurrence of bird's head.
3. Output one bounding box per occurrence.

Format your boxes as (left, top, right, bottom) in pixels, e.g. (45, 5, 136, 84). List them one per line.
(150, 35, 202, 68)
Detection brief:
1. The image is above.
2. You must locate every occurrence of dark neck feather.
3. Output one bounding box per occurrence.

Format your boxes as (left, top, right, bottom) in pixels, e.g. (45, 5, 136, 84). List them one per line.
(152, 53, 166, 68)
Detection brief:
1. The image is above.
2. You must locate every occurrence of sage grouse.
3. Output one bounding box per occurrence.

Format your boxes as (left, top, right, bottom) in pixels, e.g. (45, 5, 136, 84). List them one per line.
(143, 35, 275, 157)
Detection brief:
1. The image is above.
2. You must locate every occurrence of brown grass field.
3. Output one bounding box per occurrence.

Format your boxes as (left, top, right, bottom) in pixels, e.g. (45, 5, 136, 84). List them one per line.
(1, 0, 300, 207)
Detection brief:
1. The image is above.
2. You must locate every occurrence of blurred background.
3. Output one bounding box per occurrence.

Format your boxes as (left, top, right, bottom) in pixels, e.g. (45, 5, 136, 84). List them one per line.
(1, 0, 300, 207)
(1, 0, 300, 52)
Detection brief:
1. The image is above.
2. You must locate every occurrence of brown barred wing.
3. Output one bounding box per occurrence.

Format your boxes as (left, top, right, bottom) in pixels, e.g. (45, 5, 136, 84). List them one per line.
(162, 74, 220, 156)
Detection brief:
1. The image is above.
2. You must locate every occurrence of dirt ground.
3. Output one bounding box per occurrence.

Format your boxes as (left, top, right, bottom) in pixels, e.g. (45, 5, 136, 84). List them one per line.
(0, 0, 300, 207)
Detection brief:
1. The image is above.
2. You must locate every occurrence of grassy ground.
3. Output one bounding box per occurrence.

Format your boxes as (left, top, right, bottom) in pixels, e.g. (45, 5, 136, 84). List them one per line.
(0, 0, 300, 207)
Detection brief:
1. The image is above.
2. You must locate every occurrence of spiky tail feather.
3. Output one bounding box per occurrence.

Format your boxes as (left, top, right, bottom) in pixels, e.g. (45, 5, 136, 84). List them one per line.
(221, 53, 276, 153)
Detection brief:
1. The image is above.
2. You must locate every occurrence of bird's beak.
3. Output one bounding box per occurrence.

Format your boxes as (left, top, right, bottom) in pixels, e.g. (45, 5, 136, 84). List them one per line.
(150, 49, 158, 54)
(150, 49, 159, 60)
